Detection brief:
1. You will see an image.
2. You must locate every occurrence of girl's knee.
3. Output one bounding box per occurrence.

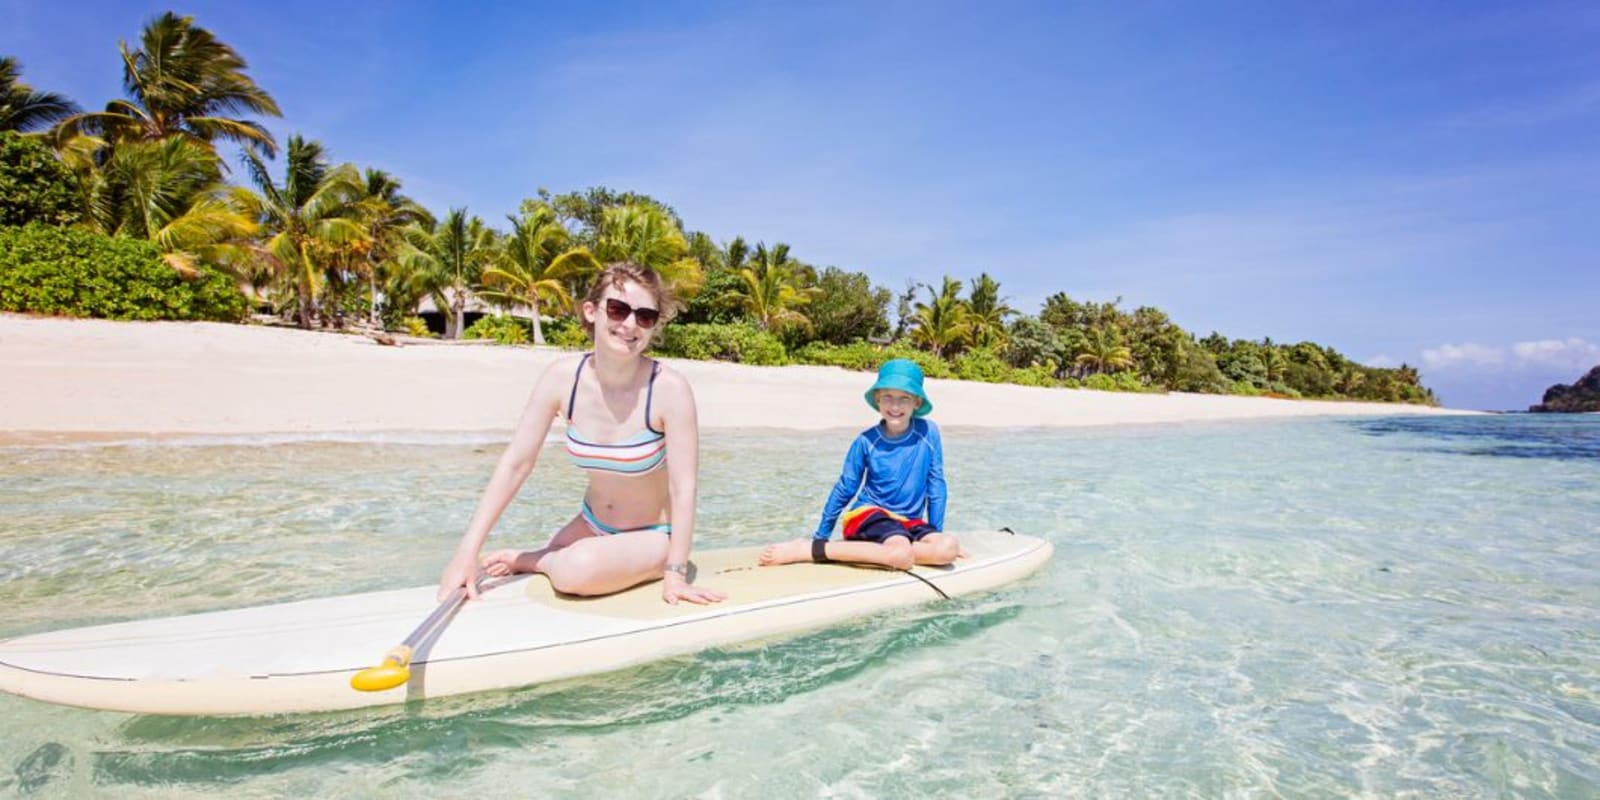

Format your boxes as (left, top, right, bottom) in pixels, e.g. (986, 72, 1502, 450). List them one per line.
(543, 547, 606, 594)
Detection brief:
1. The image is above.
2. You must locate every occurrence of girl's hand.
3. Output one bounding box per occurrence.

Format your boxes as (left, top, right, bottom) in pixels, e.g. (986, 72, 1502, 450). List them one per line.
(661, 572, 727, 605)
(438, 551, 482, 602)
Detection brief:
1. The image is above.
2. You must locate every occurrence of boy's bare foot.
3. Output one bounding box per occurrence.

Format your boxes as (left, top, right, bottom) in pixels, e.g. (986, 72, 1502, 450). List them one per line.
(481, 549, 524, 577)
(758, 538, 814, 566)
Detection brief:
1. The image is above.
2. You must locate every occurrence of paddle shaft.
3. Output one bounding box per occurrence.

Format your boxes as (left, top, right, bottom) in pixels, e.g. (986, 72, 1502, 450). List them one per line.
(350, 584, 473, 690)
(402, 586, 468, 651)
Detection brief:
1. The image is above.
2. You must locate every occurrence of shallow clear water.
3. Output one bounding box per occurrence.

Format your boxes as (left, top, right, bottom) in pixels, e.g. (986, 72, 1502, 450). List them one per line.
(1, 416, 1597, 798)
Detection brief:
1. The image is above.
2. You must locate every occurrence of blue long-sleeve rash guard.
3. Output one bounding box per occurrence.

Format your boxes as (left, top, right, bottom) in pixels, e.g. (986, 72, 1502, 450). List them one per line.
(814, 417, 947, 539)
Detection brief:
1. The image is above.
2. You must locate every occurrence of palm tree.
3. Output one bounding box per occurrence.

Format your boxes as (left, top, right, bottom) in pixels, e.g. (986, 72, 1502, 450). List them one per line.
(397, 208, 497, 339)
(1336, 368, 1366, 397)
(1261, 340, 1287, 385)
(686, 230, 724, 272)
(724, 235, 749, 272)
(352, 168, 432, 326)
(722, 242, 813, 331)
(54, 12, 281, 156)
(243, 136, 366, 328)
(116, 139, 254, 276)
(1075, 328, 1134, 376)
(89, 135, 221, 238)
(65, 134, 256, 276)
(480, 203, 584, 344)
(0, 57, 80, 132)
(909, 276, 971, 359)
(592, 202, 704, 299)
(966, 272, 1015, 349)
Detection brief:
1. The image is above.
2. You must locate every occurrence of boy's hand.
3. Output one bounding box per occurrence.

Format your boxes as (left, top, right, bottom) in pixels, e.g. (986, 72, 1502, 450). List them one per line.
(661, 572, 727, 605)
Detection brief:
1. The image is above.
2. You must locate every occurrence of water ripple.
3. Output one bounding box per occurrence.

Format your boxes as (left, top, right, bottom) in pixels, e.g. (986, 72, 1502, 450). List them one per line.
(0, 419, 1596, 797)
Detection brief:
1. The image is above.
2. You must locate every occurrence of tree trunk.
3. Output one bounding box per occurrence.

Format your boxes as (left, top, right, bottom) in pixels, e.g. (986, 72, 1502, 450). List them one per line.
(368, 264, 379, 328)
(531, 296, 545, 345)
(296, 272, 314, 329)
(325, 279, 340, 329)
(296, 245, 315, 329)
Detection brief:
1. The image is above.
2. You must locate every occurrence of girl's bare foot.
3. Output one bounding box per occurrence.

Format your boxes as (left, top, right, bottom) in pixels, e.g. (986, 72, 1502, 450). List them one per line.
(481, 549, 524, 577)
(758, 538, 814, 566)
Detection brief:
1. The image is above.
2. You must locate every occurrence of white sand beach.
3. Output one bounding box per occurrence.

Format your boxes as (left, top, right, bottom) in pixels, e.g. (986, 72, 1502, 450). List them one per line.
(0, 314, 1464, 441)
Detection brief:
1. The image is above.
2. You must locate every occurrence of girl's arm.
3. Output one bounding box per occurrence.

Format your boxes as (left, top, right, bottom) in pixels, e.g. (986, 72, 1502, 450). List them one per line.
(437, 359, 565, 601)
(656, 368, 725, 605)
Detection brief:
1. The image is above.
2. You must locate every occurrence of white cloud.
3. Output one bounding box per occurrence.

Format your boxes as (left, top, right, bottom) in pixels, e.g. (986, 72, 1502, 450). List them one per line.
(1421, 343, 1506, 369)
(1365, 354, 1399, 368)
(1420, 337, 1600, 372)
(1510, 337, 1600, 368)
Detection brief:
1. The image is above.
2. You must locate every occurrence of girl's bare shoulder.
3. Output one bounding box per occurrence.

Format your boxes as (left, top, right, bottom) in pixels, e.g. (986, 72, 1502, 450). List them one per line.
(650, 360, 695, 395)
(547, 351, 590, 371)
(528, 351, 590, 401)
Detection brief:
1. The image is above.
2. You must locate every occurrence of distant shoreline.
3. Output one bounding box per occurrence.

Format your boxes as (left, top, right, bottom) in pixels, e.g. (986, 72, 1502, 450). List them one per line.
(0, 314, 1471, 442)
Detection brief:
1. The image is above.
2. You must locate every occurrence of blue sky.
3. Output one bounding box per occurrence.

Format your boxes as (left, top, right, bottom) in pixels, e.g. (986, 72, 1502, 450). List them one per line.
(5, 1, 1597, 409)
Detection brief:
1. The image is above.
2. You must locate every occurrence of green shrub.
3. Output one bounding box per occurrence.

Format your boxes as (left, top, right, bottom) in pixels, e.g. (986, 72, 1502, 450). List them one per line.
(1112, 371, 1152, 392)
(1173, 346, 1229, 394)
(464, 314, 529, 345)
(877, 342, 954, 379)
(0, 133, 81, 227)
(952, 348, 1011, 383)
(793, 340, 960, 379)
(1263, 381, 1303, 399)
(792, 340, 882, 371)
(1012, 364, 1059, 387)
(537, 316, 590, 349)
(550, 325, 591, 349)
(658, 322, 787, 365)
(320, 278, 373, 326)
(1083, 373, 1117, 392)
(401, 316, 434, 338)
(1081, 372, 1153, 393)
(1228, 380, 1261, 396)
(0, 224, 247, 321)
(537, 315, 575, 338)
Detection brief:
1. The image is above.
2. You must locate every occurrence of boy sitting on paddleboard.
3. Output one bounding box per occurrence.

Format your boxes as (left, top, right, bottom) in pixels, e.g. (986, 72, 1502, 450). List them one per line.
(759, 358, 960, 570)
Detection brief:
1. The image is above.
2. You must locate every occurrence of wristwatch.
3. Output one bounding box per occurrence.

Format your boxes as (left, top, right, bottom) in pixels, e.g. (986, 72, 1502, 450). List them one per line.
(664, 561, 689, 578)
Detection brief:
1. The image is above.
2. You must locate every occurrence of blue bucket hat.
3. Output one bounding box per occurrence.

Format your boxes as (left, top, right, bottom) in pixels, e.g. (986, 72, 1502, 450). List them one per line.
(864, 358, 933, 417)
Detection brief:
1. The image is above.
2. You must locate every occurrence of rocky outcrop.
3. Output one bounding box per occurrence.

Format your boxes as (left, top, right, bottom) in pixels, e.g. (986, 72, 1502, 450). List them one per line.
(1530, 365, 1600, 412)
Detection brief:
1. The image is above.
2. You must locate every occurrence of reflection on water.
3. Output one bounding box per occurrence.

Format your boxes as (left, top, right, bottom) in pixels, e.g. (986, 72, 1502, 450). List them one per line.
(92, 602, 1023, 789)
(1, 417, 1598, 798)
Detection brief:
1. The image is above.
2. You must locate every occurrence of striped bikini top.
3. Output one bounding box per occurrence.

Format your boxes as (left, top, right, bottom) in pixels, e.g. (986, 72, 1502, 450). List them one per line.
(564, 354, 667, 476)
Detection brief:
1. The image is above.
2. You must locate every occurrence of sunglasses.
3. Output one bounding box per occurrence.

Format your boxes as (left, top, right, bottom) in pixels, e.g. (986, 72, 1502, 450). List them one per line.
(603, 298, 661, 329)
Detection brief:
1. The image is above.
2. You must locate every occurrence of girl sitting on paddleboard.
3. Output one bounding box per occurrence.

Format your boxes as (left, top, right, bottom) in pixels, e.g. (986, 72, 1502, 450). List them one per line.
(438, 262, 726, 606)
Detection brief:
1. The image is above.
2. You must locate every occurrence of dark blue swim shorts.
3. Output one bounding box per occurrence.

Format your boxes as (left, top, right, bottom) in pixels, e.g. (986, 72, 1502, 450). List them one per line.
(842, 507, 941, 544)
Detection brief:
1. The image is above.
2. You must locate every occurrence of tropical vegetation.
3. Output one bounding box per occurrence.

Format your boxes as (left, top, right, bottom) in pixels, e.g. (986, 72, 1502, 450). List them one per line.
(0, 11, 1437, 405)
(0, 224, 246, 321)
(0, 56, 79, 133)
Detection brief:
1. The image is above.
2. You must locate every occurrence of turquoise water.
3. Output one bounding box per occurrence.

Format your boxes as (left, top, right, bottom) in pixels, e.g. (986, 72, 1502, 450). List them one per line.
(0, 416, 1597, 798)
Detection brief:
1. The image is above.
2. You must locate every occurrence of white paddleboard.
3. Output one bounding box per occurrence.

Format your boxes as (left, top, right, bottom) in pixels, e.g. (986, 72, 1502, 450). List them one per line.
(0, 529, 1052, 715)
